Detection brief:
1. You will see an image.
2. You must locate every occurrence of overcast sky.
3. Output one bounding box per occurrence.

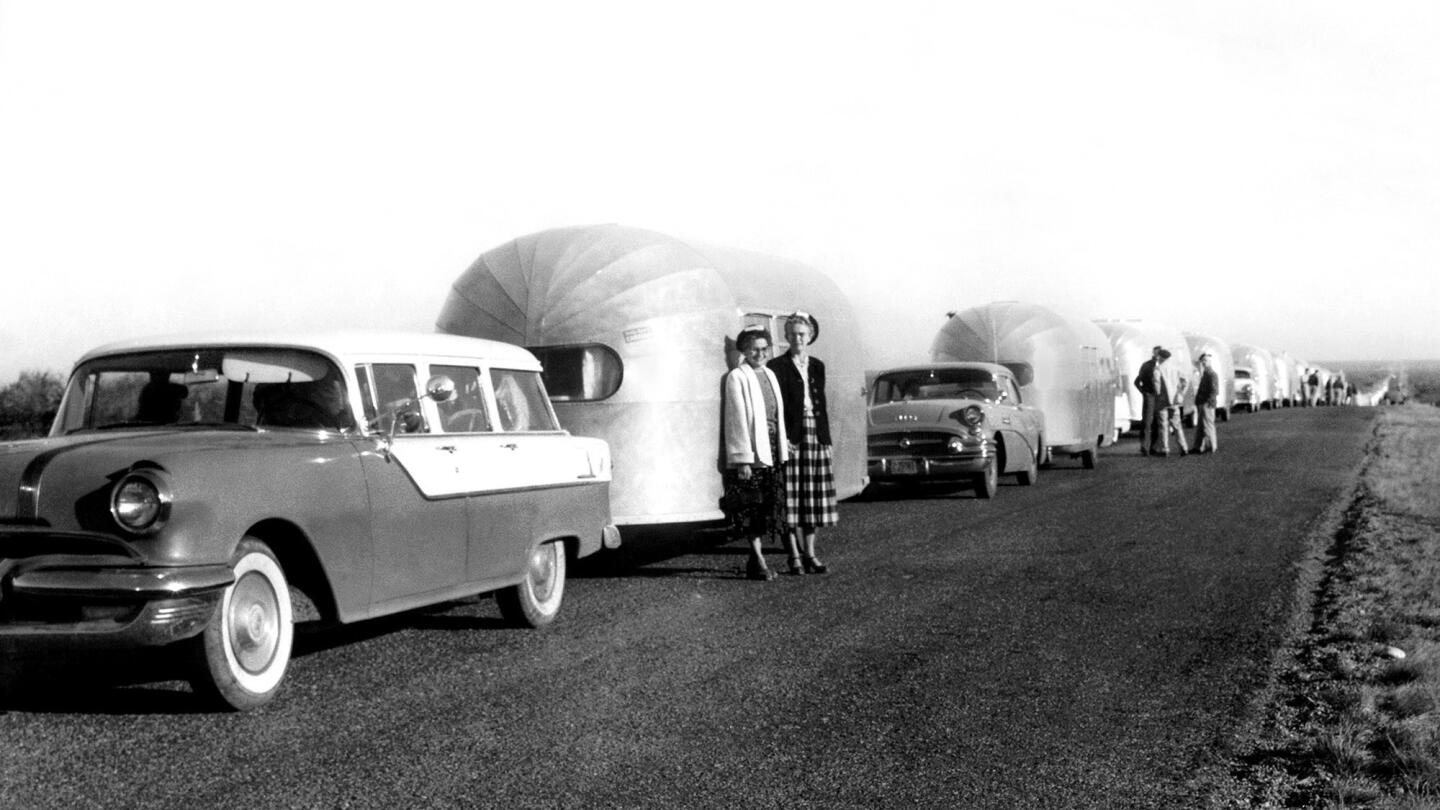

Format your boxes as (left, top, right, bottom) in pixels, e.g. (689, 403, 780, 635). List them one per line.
(2, 1, 1437, 382)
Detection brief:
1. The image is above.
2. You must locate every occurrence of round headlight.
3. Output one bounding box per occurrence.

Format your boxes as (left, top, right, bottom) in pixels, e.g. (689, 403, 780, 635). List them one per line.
(957, 405, 985, 428)
(111, 470, 171, 534)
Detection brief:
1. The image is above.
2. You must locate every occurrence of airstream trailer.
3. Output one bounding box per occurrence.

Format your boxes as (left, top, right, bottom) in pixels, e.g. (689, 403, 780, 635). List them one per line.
(435, 224, 867, 526)
(1096, 320, 1198, 428)
(1231, 343, 1275, 412)
(1269, 352, 1293, 409)
(1092, 320, 1145, 437)
(1183, 331, 1235, 422)
(1274, 352, 1302, 407)
(932, 302, 1116, 468)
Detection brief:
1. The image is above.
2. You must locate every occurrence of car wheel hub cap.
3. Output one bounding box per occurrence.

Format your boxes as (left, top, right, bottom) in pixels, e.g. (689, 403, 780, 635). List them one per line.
(530, 548, 556, 600)
(229, 572, 280, 674)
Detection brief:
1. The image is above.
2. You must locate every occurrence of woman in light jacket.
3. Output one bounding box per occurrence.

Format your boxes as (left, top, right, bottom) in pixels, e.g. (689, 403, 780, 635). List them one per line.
(722, 325, 791, 581)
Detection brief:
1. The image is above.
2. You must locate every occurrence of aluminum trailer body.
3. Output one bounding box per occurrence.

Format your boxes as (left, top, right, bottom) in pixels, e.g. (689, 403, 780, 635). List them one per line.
(933, 302, 1116, 467)
(437, 224, 868, 526)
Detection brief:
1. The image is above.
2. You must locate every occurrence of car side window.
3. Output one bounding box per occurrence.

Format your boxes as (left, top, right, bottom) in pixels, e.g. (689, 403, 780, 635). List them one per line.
(358, 363, 428, 434)
(490, 368, 559, 432)
(432, 364, 492, 433)
(1004, 378, 1022, 405)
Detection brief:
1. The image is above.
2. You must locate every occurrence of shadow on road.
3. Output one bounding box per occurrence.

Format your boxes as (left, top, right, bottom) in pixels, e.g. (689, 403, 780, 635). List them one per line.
(572, 521, 736, 579)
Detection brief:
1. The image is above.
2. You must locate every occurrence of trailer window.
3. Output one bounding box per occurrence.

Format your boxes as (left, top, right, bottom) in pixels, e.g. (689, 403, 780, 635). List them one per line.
(528, 344, 622, 401)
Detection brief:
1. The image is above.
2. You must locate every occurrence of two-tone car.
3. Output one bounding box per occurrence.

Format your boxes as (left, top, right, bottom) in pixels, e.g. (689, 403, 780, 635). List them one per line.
(1232, 366, 1258, 413)
(867, 362, 1045, 498)
(0, 331, 619, 710)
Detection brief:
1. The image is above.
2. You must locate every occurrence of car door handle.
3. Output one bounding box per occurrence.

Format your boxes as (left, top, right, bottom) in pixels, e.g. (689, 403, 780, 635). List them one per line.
(501, 443, 518, 450)
(437, 445, 458, 454)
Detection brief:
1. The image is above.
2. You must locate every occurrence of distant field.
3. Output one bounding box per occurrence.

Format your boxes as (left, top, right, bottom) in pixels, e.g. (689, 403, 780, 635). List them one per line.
(1326, 359, 1440, 405)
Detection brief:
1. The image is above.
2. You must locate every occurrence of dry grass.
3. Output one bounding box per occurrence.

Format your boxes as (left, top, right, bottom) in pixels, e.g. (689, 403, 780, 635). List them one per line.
(1224, 407, 1440, 807)
(1364, 408, 1440, 524)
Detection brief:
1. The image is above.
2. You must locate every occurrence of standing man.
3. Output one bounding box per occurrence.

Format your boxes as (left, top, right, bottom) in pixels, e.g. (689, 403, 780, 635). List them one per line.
(769, 311, 836, 575)
(1154, 348, 1190, 456)
(1134, 345, 1162, 455)
(1191, 353, 1220, 454)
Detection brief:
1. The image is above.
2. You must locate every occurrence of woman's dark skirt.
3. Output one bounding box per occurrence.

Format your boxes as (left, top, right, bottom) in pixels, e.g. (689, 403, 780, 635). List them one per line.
(721, 430, 786, 541)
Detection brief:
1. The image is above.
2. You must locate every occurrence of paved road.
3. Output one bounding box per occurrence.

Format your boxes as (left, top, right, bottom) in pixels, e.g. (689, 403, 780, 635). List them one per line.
(0, 407, 1375, 809)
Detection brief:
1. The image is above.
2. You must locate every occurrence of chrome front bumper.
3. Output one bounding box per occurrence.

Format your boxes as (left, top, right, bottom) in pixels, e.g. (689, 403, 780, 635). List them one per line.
(1, 530, 233, 648)
(868, 445, 994, 481)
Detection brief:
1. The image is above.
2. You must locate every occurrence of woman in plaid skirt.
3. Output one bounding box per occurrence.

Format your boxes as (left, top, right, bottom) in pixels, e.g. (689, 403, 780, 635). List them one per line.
(721, 326, 790, 581)
(768, 312, 838, 575)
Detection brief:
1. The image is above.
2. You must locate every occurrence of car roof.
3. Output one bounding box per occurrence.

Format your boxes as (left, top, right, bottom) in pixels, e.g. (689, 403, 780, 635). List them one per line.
(74, 330, 542, 371)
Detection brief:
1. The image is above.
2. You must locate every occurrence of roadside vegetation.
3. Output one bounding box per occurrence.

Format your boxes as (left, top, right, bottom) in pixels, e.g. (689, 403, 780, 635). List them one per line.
(1225, 405, 1440, 808)
(0, 370, 63, 439)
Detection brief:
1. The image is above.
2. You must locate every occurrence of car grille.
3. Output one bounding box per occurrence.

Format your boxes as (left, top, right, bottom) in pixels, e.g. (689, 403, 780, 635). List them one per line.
(868, 432, 954, 457)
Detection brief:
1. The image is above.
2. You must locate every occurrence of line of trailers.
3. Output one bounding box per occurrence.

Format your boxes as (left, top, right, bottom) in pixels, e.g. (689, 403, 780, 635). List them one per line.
(437, 224, 1349, 530)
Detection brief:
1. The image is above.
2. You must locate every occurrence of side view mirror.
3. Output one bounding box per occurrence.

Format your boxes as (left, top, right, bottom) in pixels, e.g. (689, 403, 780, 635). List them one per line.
(374, 376, 459, 454)
(425, 375, 456, 404)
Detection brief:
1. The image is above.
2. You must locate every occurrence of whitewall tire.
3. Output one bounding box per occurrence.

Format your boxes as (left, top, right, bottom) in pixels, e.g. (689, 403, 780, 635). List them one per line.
(497, 541, 567, 628)
(190, 537, 294, 711)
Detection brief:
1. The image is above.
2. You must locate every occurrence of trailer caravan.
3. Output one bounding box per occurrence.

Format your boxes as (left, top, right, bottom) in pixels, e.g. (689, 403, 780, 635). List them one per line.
(1183, 331, 1235, 421)
(436, 224, 868, 526)
(1274, 352, 1302, 407)
(1271, 352, 1295, 408)
(1094, 321, 1147, 434)
(1096, 320, 1198, 427)
(932, 302, 1116, 468)
(1230, 343, 1275, 412)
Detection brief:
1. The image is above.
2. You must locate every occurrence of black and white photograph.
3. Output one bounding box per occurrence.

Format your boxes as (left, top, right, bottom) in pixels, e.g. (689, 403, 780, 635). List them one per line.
(2, 2, 1438, 807)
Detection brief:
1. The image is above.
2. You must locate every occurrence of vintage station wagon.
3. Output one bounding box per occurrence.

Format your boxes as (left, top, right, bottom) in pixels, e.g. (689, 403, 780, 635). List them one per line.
(0, 331, 618, 710)
(867, 362, 1045, 498)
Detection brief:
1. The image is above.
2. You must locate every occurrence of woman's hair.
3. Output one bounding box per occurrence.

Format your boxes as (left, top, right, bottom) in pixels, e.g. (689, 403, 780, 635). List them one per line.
(736, 325, 772, 351)
(784, 311, 818, 344)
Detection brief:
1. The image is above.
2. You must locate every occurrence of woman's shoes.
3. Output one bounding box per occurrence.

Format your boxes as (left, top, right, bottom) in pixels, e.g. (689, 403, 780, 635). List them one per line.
(747, 556, 776, 581)
(801, 555, 829, 575)
(745, 554, 825, 579)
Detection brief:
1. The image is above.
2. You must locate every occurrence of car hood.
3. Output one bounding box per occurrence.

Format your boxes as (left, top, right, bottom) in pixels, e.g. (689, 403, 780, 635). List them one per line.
(868, 400, 981, 428)
(0, 428, 340, 522)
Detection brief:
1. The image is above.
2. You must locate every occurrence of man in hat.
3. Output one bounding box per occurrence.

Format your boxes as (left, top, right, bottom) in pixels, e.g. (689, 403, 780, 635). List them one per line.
(1134, 345, 1163, 455)
(1191, 352, 1220, 453)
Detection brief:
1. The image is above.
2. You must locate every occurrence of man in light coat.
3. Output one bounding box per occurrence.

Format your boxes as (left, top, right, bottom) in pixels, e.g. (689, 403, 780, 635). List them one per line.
(1154, 349, 1189, 457)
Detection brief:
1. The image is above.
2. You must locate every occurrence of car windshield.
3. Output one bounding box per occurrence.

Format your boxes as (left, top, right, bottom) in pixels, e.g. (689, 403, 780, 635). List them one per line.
(51, 347, 354, 435)
(873, 368, 1000, 404)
